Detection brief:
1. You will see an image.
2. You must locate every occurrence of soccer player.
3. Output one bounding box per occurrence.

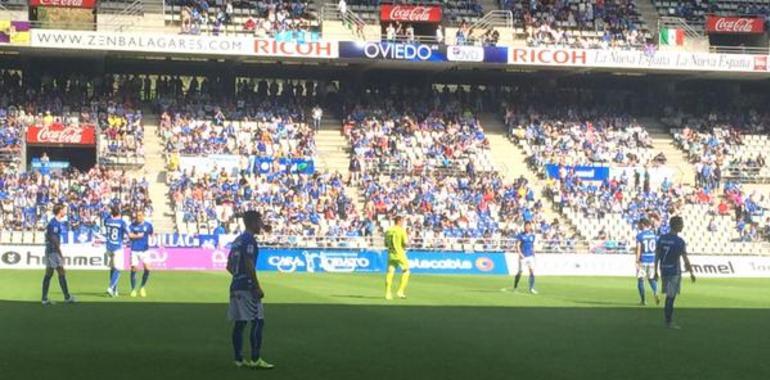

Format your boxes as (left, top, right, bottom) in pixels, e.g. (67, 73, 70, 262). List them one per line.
(227, 211, 274, 370)
(104, 206, 127, 297)
(654, 216, 696, 329)
(513, 221, 537, 294)
(384, 215, 410, 300)
(128, 211, 153, 298)
(41, 204, 76, 305)
(635, 219, 660, 305)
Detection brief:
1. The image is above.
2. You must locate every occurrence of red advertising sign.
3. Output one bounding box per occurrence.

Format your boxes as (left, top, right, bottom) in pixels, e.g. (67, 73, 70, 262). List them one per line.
(28, 0, 97, 9)
(27, 124, 96, 146)
(380, 5, 442, 23)
(706, 16, 765, 34)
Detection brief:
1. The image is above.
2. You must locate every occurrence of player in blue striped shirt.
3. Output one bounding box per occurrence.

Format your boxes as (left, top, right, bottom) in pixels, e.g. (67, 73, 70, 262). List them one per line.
(655, 216, 696, 329)
(41, 204, 76, 305)
(227, 211, 274, 370)
(104, 206, 128, 297)
(634, 219, 659, 305)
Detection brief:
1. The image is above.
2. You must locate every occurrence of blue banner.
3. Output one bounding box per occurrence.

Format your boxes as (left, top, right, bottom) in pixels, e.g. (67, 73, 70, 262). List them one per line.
(251, 157, 315, 174)
(255, 248, 509, 275)
(339, 41, 447, 62)
(545, 164, 610, 181)
(257, 248, 384, 273)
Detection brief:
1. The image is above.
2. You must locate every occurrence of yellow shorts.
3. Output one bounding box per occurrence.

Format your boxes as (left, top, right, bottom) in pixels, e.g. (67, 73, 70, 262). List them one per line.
(387, 256, 409, 271)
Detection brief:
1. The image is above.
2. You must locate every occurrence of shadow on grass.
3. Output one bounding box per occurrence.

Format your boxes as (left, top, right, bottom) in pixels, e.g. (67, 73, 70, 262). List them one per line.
(1, 301, 769, 380)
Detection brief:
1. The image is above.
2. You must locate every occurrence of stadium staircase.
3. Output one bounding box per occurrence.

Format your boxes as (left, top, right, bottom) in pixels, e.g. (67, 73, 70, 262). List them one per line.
(481, 113, 586, 250)
(641, 117, 695, 186)
(637, 0, 661, 39)
(315, 117, 365, 217)
(140, 113, 176, 234)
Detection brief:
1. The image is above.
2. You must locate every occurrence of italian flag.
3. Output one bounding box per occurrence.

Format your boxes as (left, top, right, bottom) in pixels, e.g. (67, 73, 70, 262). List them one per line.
(659, 28, 685, 46)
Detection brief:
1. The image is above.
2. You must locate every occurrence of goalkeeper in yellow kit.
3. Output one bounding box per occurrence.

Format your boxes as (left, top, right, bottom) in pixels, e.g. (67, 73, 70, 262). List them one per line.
(384, 216, 410, 300)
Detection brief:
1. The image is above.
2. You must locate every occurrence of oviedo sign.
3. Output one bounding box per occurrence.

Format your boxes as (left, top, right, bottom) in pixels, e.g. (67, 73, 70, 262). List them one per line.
(706, 16, 765, 34)
(28, 0, 98, 9)
(380, 5, 442, 23)
(26, 124, 96, 146)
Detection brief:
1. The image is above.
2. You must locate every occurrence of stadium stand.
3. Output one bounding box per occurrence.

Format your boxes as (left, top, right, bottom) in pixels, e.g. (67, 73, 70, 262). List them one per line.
(502, 0, 652, 49)
(342, 85, 577, 251)
(163, 0, 321, 40)
(653, 0, 770, 32)
(348, 0, 485, 25)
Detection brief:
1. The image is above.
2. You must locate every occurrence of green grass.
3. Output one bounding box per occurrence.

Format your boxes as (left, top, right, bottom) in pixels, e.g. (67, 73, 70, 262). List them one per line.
(1, 271, 769, 380)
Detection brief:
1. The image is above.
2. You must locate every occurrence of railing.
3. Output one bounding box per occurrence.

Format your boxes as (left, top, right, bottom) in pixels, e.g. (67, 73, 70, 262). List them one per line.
(321, 3, 370, 41)
(102, 0, 145, 32)
(658, 16, 702, 40)
(709, 45, 770, 55)
(470, 10, 513, 31)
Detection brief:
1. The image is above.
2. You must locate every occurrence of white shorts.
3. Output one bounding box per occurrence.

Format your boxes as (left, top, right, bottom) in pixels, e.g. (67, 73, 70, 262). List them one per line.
(105, 249, 123, 268)
(636, 263, 655, 279)
(44, 253, 63, 269)
(130, 250, 150, 267)
(228, 290, 264, 321)
(518, 256, 535, 273)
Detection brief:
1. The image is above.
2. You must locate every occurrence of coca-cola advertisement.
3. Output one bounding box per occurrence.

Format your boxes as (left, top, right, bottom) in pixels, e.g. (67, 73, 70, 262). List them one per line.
(27, 124, 96, 146)
(28, 0, 97, 9)
(706, 16, 765, 34)
(380, 5, 442, 23)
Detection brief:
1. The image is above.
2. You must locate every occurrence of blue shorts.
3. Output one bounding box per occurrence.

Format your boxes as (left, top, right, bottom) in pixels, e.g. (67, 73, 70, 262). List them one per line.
(44, 253, 63, 269)
(662, 274, 681, 296)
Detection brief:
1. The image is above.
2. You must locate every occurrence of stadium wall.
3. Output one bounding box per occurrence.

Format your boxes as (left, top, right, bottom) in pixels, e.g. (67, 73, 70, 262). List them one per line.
(2, 245, 770, 278)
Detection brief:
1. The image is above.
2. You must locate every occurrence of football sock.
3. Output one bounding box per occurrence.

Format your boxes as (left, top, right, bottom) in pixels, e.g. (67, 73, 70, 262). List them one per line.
(42, 273, 53, 300)
(514, 272, 522, 289)
(58, 275, 70, 299)
(397, 271, 410, 294)
(130, 271, 137, 290)
(141, 270, 150, 287)
(109, 268, 114, 285)
(649, 279, 658, 295)
(232, 321, 246, 362)
(250, 319, 264, 361)
(637, 278, 646, 302)
(385, 269, 395, 294)
(110, 269, 121, 290)
(528, 274, 535, 290)
(665, 296, 676, 324)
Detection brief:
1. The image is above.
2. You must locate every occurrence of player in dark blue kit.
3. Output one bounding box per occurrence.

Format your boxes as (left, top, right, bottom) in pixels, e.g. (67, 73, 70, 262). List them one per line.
(654, 216, 696, 329)
(635, 219, 660, 305)
(513, 221, 538, 294)
(41, 204, 76, 305)
(104, 207, 128, 297)
(128, 211, 154, 298)
(227, 211, 274, 370)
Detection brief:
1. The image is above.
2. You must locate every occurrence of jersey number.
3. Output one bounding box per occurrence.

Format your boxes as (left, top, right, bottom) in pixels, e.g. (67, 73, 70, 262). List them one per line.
(643, 239, 656, 253)
(108, 227, 119, 242)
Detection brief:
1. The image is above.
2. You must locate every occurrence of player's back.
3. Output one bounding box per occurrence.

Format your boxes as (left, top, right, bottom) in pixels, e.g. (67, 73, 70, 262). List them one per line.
(228, 233, 258, 292)
(657, 233, 686, 276)
(636, 230, 656, 264)
(45, 218, 63, 254)
(104, 217, 127, 251)
(384, 226, 407, 257)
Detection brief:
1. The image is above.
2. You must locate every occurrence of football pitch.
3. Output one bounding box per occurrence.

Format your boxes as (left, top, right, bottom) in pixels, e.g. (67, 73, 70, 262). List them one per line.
(1, 271, 769, 380)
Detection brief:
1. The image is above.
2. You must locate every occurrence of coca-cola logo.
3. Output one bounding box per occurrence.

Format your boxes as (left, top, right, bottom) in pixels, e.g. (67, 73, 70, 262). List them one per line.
(707, 16, 764, 34)
(30, 0, 96, 8)
(390, 6, 431, 21)
(381, 5, 441, 23)
(28, 124, 95, 145)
